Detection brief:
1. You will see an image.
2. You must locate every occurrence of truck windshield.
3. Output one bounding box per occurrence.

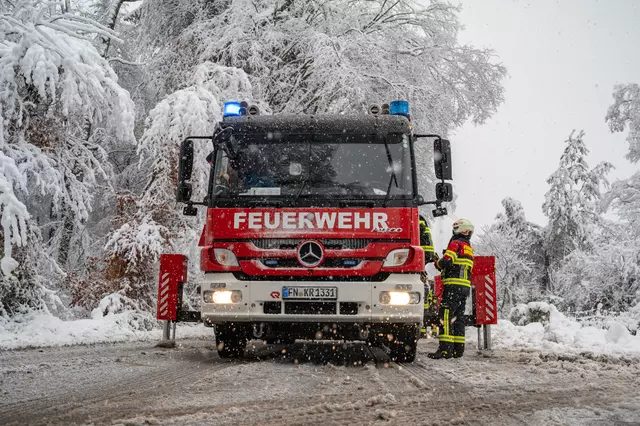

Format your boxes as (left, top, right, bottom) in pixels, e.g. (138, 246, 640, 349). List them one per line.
(210, 133, 414, 202)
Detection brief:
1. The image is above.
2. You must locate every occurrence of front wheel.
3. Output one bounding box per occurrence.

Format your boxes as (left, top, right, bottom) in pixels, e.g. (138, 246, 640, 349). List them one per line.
(388, 327, 418, 363)
(215, 325, 247, 359)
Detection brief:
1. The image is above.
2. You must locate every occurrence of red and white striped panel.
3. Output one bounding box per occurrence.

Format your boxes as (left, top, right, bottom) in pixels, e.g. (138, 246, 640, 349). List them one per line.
(156, 254, 188, 321)
(472, 256, 498, 325)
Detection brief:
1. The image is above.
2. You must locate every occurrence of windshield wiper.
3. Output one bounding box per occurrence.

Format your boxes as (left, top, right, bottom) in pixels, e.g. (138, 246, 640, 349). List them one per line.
(294, 179, 308, 199)
(339, 200, 375, 207)
(248, 199, 283, 207)
(383, 137, 399, 207)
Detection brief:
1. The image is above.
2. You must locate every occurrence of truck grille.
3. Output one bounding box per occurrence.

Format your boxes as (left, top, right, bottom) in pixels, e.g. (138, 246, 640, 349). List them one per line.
(260, 259, 362, 268)
(268, 302, 359, 315)
(233, 272, 391, 282)
(252, 239, 371, 250)
(284, 302, 337, 315)
(263, 302, 281, 314)
(339, 302, 358, 315)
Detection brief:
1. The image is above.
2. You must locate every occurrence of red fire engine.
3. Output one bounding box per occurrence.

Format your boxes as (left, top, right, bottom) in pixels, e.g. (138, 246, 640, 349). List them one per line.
(157, 101, 497, 362)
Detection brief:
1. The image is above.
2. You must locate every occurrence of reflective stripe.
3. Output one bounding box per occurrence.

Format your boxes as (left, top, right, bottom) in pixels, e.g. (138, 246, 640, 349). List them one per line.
(443, 278, 471, 288)
(452, 259, 474, 267)
(452, 336, 466, 343)
(422, 245, 435, 252)
(444, 250, 458, 261)
(439, 335, 454, 343)
(444, 308, 450, 336)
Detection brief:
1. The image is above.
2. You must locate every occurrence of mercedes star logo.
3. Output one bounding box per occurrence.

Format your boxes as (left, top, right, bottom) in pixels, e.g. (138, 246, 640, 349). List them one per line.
(297, 241, 324, 268)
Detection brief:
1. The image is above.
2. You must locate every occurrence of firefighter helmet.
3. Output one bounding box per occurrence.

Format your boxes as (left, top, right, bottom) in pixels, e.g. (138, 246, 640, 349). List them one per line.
(452, 218, 474, 236)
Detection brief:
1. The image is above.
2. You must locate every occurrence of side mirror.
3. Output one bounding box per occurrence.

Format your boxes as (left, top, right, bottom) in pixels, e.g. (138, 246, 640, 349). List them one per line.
(179, 139, 194, 181)
(434, 139, 452, 180)
(435, 182, 453, 202)
(177, 139, 194, 203)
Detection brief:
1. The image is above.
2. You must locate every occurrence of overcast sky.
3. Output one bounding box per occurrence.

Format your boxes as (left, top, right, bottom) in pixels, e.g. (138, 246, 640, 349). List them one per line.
(447, 0, 640, 230)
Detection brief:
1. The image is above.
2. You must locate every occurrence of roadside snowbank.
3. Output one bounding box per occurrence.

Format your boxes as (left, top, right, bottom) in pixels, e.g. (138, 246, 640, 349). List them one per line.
(484, 303, 640, 357)
(0, 311, 210, 350)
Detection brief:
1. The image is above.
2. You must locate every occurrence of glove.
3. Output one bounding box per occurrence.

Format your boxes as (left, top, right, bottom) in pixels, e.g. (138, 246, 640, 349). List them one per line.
(434, 258, 442, 271)
(432, 252, 440, 262)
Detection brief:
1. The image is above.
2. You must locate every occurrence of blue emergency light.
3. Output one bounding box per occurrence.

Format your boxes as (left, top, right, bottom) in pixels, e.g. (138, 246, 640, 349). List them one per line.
(389, 100, 410, 117)
(223, 101, 242, 117)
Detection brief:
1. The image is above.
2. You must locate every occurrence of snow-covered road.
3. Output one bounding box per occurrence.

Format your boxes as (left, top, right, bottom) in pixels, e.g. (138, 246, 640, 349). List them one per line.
(1, 338, 639, 425)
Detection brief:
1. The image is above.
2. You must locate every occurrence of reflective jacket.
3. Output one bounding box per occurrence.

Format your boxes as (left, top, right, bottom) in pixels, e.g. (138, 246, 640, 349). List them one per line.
(419, 218, 436, 263)
(435, 235, 474, 287)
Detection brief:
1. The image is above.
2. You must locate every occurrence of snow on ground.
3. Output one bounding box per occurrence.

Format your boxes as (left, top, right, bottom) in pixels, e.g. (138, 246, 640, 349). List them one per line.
(2, 301, 640, 356)
(0, 311, 210, 350)
(467, 303, 640, 357)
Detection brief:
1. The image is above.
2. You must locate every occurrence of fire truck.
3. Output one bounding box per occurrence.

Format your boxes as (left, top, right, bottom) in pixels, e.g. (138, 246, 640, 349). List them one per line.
(156, 101, 497, 362)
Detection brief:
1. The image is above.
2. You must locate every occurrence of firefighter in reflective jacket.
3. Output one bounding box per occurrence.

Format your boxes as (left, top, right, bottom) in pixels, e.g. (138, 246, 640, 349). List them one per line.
(419, 216, 438, 336)
(428, 218, 474, 359)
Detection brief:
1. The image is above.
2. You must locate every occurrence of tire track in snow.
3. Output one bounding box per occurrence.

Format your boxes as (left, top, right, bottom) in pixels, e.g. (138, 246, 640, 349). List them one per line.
(0, 347, 234, 425)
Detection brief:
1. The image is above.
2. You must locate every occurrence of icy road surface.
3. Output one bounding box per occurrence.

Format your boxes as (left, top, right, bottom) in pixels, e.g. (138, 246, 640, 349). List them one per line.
(1, 338, 639, 425)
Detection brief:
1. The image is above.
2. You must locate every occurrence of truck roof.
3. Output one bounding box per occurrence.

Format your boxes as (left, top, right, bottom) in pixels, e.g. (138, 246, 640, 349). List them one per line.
(220, 114, 411, 135)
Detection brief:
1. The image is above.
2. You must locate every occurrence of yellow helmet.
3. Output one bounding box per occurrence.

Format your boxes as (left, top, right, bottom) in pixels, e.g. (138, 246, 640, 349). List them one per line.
(452, 218, 474, 236)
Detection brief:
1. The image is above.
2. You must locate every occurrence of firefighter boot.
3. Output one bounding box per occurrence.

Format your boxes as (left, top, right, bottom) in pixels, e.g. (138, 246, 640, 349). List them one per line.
(453, 343, 465, 358)
(427, 349, 453, 359)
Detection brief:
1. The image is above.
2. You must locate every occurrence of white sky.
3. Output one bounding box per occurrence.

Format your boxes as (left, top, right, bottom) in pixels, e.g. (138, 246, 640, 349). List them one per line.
(449, 0, 640, 229)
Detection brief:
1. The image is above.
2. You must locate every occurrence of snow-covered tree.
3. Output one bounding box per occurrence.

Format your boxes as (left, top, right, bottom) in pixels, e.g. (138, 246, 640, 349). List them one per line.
(603, 171, 640, 234)
(477, 197, 544, 311)
(132, 0, 507, 202)
(553, 222, 640, 312)
(606, 83, 640, 163)
(100, 63, 253, 309)
(0, 2, 135, 315)
(542, 130, 612, 274)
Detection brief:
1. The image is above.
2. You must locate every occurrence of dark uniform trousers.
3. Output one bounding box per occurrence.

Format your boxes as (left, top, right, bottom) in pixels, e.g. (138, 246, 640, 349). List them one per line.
(438, 285, 470, 356)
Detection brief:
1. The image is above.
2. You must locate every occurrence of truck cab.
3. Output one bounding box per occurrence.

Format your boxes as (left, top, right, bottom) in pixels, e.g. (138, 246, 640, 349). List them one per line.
(171, 101, 453, 362)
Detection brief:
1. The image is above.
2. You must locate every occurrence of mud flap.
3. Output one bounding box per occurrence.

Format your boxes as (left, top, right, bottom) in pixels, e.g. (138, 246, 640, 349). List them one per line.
(156, 254, 200, 345)
(472, 256, 497, 350)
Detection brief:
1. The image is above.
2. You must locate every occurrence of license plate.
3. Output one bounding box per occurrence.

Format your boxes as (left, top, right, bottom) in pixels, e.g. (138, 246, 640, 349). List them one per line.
(282, 286, 338, 300)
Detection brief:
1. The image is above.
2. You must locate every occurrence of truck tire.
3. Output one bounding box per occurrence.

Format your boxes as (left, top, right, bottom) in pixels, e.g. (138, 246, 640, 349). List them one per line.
(388, 328, 418, 363)
(215, 326, 247, 359)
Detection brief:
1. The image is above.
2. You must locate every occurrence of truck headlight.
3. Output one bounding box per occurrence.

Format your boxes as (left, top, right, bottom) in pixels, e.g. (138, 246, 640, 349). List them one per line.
(214, 249, 239, 267)
(383, 249, 410, 267)
(203, 290, 242, 304)
(379, 291, 420, 305)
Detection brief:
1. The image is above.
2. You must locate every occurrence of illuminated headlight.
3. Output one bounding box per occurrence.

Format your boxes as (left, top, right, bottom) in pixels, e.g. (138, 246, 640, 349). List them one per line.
(383, 249, 410, 267)
(379, 291, 420, 305)
(203, 290, 242, 304)
(214, 249, 239, 267)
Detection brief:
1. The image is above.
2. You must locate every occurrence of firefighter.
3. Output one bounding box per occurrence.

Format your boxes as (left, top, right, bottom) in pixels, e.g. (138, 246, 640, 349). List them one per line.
(428, 218, 474, 359)
(419, 216, 438, 336)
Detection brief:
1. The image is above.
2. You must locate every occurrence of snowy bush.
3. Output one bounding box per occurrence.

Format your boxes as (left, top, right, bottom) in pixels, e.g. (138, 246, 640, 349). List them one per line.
(91, 293, 154, 331)
(509, 302, 553, 326)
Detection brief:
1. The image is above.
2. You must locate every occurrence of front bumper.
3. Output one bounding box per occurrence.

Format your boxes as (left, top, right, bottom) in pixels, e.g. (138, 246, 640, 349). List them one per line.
(200, 273, 423, 325)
